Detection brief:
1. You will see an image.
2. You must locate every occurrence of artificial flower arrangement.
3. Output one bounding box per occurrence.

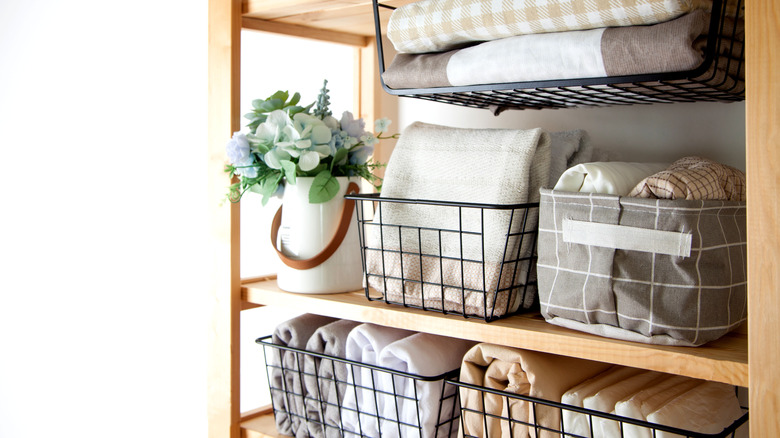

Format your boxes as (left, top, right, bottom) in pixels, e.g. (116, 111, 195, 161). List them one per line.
(225, 80, 396, 204)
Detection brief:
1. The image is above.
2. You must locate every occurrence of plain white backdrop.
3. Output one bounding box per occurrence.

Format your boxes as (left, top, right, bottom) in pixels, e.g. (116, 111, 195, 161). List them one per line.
(0, 1, 209, 437)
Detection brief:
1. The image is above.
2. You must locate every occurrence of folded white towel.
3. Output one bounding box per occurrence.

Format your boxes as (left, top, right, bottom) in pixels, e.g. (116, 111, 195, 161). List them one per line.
(377, 333, 476, 438)
(554, 162, 668, 195)
(582, 370, 664, 437)
(561, 366, 644, 437)
(647, 381, 744, 438)
(613, 374, 702, 438)
(340, 324, 416, 437)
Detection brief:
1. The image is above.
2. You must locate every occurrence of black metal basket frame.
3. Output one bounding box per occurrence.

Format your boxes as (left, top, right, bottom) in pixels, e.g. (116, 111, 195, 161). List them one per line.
(372, 0, 745, 111)
(257, 335, 462, 438)
(346, 193, 540, 321)
(448, 379, 749, 438)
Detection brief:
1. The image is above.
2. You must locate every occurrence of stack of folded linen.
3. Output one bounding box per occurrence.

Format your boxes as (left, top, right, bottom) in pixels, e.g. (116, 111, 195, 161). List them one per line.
(268, 315, 475, 438)
(458, 343, 612, 437)
(457, 344, 745, 437)
(365, 121, 551, 318)
(561, 365, 745, 437)
(381, 0, 743, 94)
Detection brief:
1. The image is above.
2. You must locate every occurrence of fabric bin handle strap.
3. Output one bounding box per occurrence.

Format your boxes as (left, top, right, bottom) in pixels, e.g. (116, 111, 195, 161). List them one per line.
(562, 218, 692, 257)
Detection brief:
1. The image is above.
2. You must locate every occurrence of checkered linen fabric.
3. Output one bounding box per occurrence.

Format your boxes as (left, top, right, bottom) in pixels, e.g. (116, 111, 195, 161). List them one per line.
(388, 0, 708, 54)
(536, 189, 747, 347)
(629, 156, 746, 200)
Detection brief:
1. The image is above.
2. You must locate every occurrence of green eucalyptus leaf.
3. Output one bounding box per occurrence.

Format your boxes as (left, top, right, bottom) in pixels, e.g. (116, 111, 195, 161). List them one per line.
(270, 90, 289, 102)
(252, 99, 265, 109)
(258, 172, 282, 206)
(280, 160, 297, 185)
(309, 170, 339, 204)
(332, 148, 349, 168)
(289, 92, 301, 106)
(247, 183, 264, 194)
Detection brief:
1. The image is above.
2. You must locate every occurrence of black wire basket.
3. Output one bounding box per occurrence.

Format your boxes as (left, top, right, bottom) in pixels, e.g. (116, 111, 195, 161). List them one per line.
(372, 0, 744, 112)
(258, 335, 462, 438)
(447, 379, 749, 438)
(346, 193, 540, 322)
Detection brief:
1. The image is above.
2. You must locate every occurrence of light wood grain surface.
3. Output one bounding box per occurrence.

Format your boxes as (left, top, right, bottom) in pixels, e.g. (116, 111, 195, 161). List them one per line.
(746, 0, 780, 436)
(243, 279, 748, 387)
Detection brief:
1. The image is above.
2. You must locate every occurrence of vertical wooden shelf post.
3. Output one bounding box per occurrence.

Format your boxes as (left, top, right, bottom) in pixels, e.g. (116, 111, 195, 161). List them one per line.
(746, 1, 780, 436)
(208, 0, 242, 437)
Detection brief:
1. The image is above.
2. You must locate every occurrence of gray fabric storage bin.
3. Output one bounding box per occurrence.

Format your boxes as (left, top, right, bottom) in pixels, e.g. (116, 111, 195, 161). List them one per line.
(536, 188, 747, 347)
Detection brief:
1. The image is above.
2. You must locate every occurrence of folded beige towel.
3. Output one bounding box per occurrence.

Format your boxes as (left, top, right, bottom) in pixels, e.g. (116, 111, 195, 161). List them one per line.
(367, 122, 551, 318)
(629, 156, 746, 201)
(648, 381, 743, 437)
(459, 343, 611, 437)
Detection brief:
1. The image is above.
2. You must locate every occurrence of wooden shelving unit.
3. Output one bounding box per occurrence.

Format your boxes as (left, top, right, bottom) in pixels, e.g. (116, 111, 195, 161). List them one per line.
(208, 1, 780, 437)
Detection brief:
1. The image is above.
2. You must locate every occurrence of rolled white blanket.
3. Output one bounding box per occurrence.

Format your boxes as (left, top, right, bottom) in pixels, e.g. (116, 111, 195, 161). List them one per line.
(554, 162, 668, 195)
(377, 333, 476, 438)
(340, 323, 416, 437)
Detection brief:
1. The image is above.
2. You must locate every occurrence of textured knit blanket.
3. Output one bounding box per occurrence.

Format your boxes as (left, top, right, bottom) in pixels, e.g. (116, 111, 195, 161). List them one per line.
(365, 122, 550, 318)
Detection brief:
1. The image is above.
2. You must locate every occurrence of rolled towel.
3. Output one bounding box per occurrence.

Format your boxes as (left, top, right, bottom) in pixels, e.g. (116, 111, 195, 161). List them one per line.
(377, 333, 477, 438)
(613, 374, 702, 438)
(647, 381, 744, 438)
(459, 343, 611, 437)
(367, 121, 551, 317)
(271, 314, 339, 436)
(582, 370, 665, 437)
(554, 162, 669, 195)
(300, 319, 362, 438)
(561, 366, 644, 437)
(340, 323, 416, 437)
(628, 156, 746, 201)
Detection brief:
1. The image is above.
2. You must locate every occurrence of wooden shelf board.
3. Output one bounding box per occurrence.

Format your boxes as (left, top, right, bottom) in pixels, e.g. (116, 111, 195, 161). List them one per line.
(242, 0, 415, 37)
(241, 413, 288, 438)
(243, 278, 748, 387)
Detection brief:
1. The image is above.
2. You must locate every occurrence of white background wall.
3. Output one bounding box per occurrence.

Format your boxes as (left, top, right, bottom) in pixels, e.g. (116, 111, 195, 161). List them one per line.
(395, 99, 746, 171)
(0, 1, 208, 437)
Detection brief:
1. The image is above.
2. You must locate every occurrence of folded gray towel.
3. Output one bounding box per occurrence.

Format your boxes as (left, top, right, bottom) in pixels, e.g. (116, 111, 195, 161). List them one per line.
(300, 319, 362, 438)
(271, 314, 339, 436)
(548, 130, 591, 187)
